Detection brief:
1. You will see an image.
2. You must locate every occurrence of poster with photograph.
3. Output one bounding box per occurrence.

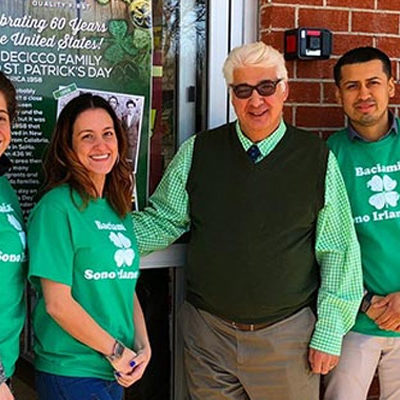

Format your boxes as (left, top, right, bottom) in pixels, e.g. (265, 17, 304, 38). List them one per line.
(0, 0, 153, 215)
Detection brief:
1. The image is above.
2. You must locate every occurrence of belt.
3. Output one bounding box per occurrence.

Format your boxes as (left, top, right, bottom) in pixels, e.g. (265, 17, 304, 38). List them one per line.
(223, 318, 273, 332)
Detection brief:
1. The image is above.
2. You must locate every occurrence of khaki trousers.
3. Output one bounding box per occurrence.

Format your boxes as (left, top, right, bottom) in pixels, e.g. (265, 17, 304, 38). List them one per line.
(180, 301, 319, 400)
(324, 331, 400, 400)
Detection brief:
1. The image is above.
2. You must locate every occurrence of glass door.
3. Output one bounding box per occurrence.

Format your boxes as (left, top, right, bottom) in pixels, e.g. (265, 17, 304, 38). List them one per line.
(125, 1, 207, 399)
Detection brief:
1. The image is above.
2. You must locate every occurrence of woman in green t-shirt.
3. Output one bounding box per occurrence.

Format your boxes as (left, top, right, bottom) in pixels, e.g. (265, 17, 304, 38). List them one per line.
(28, 94, 151, 400)
(0, 72, 26, 400)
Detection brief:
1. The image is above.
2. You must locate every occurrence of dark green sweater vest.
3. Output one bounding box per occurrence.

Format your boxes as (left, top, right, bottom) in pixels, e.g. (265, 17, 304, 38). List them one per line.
(186, 123, 329, 324)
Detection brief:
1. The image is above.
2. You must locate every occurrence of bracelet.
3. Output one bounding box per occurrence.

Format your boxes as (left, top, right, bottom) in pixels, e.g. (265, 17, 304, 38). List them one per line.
(106, 340, 125, 362)
(0, 361, 6, 386)
(360, 291, 374, 313)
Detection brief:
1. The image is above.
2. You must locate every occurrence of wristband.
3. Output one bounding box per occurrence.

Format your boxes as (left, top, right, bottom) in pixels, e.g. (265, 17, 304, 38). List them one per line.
(106, 340, 125, 362)
(0, 361, 6, 386)
(360, 292, 374, 313)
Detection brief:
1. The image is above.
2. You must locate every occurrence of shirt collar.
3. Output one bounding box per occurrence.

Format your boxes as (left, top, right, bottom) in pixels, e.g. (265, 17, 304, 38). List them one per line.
(235, 119, 286, 158)
(347, 111, 398, 142)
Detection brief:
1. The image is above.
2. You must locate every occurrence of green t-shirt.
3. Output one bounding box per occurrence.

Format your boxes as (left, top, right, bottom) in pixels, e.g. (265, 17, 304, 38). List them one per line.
(328, 126, 400, 337)
(28, 185, 139, 380)
(0, 176, 26, 378)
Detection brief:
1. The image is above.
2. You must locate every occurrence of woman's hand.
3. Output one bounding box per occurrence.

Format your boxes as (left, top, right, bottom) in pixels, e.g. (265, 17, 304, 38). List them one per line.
(114, 293, 152, 387)
(108, 346, 138, 376)
(0, 382, 14, 400)
(114, 344, 151, 388)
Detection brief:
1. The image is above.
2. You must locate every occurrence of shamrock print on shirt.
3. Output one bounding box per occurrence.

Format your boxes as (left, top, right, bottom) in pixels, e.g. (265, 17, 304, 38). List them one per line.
(109, 231, 135, 267)
(367, 175, 400, 210)
(7, 213, 26, 250)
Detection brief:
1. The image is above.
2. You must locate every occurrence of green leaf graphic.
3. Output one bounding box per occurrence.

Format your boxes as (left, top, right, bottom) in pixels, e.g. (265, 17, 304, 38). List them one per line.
(108, 20, 128, 39)
(133, 29, 151, 49)
(121, 35, 138, 55)
(104, 43, 125, 63)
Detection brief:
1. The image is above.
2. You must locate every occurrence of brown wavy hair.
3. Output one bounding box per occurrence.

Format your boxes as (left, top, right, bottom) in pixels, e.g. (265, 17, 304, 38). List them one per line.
(0, 71, 17, 123)
(43, 93, 133, 217)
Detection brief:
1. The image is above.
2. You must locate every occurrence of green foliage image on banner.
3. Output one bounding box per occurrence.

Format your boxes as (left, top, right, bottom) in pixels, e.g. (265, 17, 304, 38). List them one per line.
(0, 0, 153, 214)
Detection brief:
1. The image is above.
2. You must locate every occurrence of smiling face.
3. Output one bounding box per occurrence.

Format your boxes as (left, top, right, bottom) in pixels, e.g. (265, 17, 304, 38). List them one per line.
(0, 91, 11, 157)
(336, 59, 395, 138)
(231, 65, 288, 142)
(72, 108, 118, 195)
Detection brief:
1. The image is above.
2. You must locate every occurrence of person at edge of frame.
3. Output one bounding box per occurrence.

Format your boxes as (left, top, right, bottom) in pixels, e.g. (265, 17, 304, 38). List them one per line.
(324, 47, 400, 400)
(0, 71, 27, 400)
(131, 41, 363, 400)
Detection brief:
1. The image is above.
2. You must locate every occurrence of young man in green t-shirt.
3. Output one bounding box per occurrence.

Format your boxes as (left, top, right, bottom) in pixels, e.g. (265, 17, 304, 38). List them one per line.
(324, 47, 400, 400)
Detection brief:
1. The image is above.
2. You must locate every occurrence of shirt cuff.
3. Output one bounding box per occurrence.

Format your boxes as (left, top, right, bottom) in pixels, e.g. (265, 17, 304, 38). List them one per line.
(309, 327, 343, 356)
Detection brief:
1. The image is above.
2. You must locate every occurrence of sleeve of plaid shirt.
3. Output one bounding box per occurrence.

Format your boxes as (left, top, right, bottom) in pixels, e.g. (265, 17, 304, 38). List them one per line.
(132, 136, 195, 255)
(310, 151, 364, 356)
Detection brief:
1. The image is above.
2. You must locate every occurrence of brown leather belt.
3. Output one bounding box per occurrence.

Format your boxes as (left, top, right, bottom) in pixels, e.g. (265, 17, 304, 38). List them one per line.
(223, 318, 273, 332)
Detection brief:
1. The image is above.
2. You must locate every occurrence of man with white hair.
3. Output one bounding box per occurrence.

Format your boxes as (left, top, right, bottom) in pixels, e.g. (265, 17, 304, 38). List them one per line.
(132, 42, 363, 399)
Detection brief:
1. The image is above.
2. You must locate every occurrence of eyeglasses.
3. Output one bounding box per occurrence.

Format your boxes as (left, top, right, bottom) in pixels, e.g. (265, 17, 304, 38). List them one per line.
(230, 79, 283, 99)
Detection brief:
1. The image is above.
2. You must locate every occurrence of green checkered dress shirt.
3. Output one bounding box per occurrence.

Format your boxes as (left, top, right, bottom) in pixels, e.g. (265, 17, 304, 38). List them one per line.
(132, 120, 363, 355)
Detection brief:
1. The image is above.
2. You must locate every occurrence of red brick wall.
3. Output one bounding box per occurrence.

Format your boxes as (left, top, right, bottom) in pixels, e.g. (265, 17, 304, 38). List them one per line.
(258, 1, 400, 398)
(259, 0, 400, 141)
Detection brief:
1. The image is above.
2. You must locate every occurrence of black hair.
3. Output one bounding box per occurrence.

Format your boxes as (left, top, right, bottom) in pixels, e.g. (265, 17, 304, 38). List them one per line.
(108, 95, 119, 104)
(334, 47, 391, 86)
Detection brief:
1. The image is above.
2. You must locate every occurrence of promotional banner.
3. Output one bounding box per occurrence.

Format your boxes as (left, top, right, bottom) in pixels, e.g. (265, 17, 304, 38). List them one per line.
(0, 0, 153, 359)
(1, 0, 153, 215)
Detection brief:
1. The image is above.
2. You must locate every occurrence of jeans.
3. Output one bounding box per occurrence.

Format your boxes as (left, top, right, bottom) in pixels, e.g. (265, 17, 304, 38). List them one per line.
(35, 371, 123, 400)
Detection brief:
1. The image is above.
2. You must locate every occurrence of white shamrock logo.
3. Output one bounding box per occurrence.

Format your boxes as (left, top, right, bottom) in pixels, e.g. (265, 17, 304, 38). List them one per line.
(7, 214, 26, 250)
(367, 175, 400, 210)
(109, 232, 135, 267)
